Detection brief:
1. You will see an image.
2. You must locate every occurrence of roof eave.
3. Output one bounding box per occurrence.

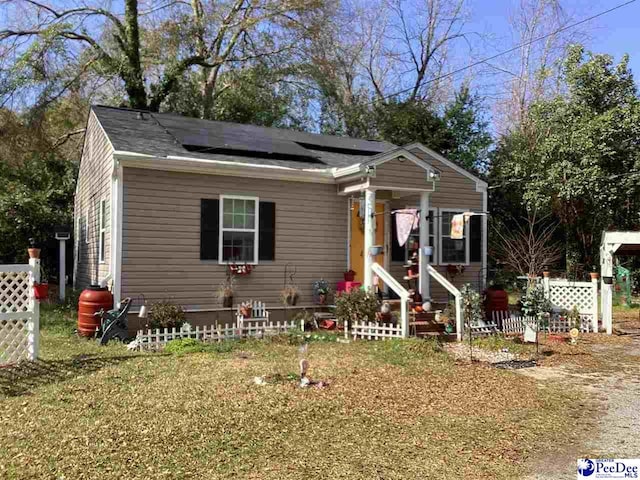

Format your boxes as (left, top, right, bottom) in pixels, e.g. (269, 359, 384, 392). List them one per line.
(113, 151, 337, 184)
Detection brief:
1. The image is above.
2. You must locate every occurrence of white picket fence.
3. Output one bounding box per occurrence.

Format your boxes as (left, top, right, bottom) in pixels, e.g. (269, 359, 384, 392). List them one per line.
(0, 259, 40, 365)
(135, 319, 303, 351)
(350, 321, 403, 340)
(494, 312, 594, 334)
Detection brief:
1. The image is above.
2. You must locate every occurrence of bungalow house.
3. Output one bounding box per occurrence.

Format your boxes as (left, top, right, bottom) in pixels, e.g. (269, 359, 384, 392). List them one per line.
(74, 105, 487, 330)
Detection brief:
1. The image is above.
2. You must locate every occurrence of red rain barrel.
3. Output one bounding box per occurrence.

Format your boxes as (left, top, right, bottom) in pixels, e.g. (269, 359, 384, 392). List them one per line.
(78, 286, 113, 337)
(484, 287, 509, 322)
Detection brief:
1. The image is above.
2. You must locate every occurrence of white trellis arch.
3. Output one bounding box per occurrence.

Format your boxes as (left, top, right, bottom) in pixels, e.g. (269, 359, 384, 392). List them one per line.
(600, 231, 640, 334)
(0, 259, 40, 365)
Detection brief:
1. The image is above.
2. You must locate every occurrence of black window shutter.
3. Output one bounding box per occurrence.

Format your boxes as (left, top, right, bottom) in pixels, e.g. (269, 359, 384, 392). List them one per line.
(470, 215, 482, 262)
(200, 199, 219, 260)
(259, 201, 276, 261)
(391, 214, 405, 262)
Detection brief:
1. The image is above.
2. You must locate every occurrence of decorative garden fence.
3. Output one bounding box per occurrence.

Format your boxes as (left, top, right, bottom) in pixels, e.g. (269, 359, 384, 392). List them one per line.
(135, 319, 303, 351)
(350, 321, 403, 340)
(493, 312, 594, 335)
(0, 259, 40, 365)
(544, 276, 599, 332)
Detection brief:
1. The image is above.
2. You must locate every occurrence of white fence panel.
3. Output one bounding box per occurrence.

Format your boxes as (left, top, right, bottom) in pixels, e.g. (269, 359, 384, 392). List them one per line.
(0, 259, 39, 365)
(351, 321, 403, 340)
(135, 319, 302, 350)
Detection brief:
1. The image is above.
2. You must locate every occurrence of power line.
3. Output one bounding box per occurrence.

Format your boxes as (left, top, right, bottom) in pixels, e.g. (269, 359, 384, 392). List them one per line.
(373, 0, 638, 104)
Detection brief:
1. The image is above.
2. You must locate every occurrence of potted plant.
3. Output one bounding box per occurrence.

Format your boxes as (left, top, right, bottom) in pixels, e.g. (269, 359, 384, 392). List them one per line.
(281, 284, 299, 306)
(28, 238, 40, 259)
(589, 267, 599, 281)
(447, 264, 465, 276)
(313, 279, 331, 305)
(33, 265, 49, 300)
(216, 272, 236, 308)
(344, 269, 356, 282)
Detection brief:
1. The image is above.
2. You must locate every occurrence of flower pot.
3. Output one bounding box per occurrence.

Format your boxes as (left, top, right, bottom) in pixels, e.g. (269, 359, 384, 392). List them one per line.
(445, 323, 454, 334)
(344, 271, 355, 282)
(28, 248, 40, 259)
(284, 293, 299, 306)
(589, 272, 599, 280)
(369, 245, 383, 256)
(222, 296, 233, 308)
(542, 271, 550, 278)
(33, 282, 49, 300)
(240, 306, 251, 318)
(603, 276, 613, 285)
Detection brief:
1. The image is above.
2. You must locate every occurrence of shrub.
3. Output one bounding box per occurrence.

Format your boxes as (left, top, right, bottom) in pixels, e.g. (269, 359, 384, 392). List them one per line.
(147, 300, 186, 329)
(164, 338, 205, 354)
(335, 288, 380, 325)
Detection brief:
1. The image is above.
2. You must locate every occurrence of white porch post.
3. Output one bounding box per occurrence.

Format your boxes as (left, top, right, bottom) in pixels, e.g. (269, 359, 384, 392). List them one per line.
(363, 189, 376, 290)
(419, 192, 430, 299)
(601, 247, 614, 335)
(591, 274, 599, 333)
(58, 238, 66, 301)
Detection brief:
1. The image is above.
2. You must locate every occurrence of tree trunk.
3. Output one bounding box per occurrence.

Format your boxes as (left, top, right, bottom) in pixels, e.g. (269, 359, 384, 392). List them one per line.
(123, 0, 147, 109)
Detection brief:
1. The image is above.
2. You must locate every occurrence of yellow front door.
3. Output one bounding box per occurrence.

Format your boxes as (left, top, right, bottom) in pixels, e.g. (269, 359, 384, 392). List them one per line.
(350, 201, 385, 283)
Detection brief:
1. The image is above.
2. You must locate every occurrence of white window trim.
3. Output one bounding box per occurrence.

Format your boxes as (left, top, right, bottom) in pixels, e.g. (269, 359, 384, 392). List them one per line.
(218, 195, 259, 265)
(438, 208, 470, 266)
(98, 199, 107, 264)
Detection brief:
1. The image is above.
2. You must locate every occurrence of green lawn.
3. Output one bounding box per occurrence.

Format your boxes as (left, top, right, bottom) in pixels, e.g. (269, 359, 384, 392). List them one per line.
(0, 305, 590, 479)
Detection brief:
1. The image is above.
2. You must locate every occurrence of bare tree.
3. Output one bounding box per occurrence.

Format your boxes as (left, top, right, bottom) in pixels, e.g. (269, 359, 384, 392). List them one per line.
(492, 209, 562, 276)
(489, 0, 587, 133)
(0, 0, 324, 114)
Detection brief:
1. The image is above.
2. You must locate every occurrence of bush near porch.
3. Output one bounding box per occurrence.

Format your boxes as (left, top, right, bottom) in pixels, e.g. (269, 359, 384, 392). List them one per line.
(0, 305, 593, 480)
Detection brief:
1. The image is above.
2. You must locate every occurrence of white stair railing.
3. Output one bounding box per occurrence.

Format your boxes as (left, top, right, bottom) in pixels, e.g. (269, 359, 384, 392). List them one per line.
(427, 265, 463, 341)
(372, 262, 410, 338)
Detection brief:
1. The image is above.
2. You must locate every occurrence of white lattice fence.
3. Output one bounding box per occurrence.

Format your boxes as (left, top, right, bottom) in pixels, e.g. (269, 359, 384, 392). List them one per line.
(495, 312, 593, 335)
(545, 278, 599, 332)
(136, 320, 302, 351)
(351, 321, 403, 340)
(0, 260, 39, 365)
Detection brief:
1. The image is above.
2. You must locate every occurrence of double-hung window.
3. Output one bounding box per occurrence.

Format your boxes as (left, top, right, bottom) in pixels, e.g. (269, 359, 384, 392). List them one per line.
(220, 196, 258, 264)
(98, 199, 107, 263)
(439, 210, 467, 264)
(391, 208, 437, 264)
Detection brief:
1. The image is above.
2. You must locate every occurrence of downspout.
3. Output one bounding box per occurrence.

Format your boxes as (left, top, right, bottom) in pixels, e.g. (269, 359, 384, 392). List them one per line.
(110, 158, 124, 306)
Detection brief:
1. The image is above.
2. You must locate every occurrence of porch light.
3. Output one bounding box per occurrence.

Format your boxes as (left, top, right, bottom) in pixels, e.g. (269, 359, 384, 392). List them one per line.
(429, 169, 441, 181)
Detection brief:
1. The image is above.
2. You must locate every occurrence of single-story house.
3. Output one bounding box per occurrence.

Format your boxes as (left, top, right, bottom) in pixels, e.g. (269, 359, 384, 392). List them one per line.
(74, 105, 487, 329)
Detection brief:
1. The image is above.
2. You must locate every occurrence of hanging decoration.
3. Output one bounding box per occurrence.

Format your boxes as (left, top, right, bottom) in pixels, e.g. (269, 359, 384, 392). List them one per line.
(394, 209, 419, 246)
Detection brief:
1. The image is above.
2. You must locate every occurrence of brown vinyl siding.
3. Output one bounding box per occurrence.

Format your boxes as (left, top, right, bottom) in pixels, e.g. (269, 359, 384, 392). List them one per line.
(121, 168, 348, 310)
(370, 157, 432, 190)
(387, 148, 485, 302)
(74, 111, 113, 289)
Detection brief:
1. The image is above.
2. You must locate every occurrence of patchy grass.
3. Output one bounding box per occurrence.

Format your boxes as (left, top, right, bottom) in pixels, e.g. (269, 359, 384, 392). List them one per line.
(0, 307, 591, 479)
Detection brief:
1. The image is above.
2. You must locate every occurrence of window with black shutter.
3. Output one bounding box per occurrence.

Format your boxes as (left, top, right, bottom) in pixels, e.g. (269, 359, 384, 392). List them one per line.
(470, 215, 482, 263)
(200, 199, 219, 260)
(258, 201, 276, 261)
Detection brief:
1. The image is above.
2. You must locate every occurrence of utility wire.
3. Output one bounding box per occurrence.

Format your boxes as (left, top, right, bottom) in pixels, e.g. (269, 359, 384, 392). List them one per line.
(372, 0, 638, 104)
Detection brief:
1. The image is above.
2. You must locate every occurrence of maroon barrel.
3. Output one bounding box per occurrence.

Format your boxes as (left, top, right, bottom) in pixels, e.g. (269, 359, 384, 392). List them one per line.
(78, 286, 113, 337)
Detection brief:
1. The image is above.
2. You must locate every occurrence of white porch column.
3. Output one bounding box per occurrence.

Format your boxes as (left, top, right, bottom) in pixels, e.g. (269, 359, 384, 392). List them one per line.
(601, 248, 614, 334)
(418, 192, 430, 299)
(363, 189, 376, 290)
(58, 238, 66, 301)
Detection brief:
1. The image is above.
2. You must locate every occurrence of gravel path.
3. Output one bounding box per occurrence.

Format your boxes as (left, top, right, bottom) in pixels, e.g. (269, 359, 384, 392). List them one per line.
(520, 337, 640, 479)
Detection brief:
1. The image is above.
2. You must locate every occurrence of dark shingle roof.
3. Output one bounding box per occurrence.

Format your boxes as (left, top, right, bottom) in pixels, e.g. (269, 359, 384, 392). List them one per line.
(92, 105, 395, 170)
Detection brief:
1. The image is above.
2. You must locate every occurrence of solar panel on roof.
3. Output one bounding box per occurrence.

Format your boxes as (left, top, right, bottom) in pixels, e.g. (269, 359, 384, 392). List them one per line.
(156, 115, 321, 162)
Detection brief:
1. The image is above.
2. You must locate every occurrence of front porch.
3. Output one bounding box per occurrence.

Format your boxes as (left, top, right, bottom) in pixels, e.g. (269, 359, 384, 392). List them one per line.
(336, 147, 486, 341)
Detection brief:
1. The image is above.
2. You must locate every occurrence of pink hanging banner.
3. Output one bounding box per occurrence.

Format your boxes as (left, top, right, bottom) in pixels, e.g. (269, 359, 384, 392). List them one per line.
(395, 209, 419, 247)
